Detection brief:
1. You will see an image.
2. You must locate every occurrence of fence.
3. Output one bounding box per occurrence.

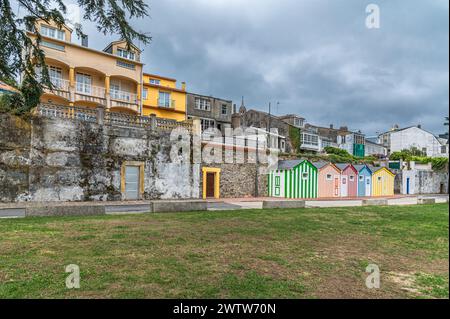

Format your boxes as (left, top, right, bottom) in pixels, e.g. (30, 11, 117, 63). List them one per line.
(35, 103, 192, 132)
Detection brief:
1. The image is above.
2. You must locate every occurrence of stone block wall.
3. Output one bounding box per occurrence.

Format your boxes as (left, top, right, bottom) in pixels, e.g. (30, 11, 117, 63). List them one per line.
(0, 113, 199, 202)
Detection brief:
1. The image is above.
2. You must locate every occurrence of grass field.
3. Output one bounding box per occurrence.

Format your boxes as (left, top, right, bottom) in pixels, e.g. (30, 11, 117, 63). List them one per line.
(0, 204, 448, 299)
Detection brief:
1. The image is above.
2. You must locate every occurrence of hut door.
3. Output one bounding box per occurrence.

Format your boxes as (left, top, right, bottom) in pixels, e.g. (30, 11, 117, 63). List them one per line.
(365, 177, 371, 196)
(334, 177, 339, 196)
(406, 178, 410, 195)
(206, 173, 215, 198)
(341, 176, 348, 197)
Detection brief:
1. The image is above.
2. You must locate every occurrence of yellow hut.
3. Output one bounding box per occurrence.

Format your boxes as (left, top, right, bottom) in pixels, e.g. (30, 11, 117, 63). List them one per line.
(371, 167, 395, 196)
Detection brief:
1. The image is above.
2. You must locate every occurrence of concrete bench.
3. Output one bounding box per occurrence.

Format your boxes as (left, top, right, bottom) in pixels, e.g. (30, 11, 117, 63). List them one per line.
(262, 200, 306, 209)
(417, 198, 436, 204)
(150, 200, 207, 213)
(25, 205, 106, 217)
(362, 199, 388, 206)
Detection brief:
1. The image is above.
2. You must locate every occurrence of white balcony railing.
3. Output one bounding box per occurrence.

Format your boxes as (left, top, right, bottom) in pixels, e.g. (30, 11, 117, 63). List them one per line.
(76, 83, 106, 99)
(110, 89, 137, 103)
(49, 76, 70, 91)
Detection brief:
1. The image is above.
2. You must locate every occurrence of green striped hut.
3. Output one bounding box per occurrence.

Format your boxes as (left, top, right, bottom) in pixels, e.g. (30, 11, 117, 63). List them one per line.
(268, 159, 318, 199)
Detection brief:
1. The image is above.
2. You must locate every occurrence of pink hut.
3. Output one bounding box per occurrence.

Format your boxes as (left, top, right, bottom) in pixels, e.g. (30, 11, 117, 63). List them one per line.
(313, 161, 341, 198)
(335, 164, 358, 197)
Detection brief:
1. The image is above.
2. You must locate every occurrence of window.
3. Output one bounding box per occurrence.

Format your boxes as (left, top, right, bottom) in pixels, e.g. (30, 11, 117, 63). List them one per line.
(76, 73, 91, 94)
(158, 92, 172, 107)
(302, 172, 309, 180)
(294, 118, 303, 127)
(117, 48, 135, 61)
(378, 176, 382, 181)
(195, 98, 211, 111)
(275, 176, 280, 187)
(366, 178, 370, 185)
(300, 133, 319, 146)
(149, 79, 161, 85)
(359, 175, 364, 181)
(326, 174, 332, 181)
(116, 60, 135, 70)
(142, 88, 148, 100)
(280, 140, 285, 149)
(349, 175, 355, 181)
(342, 178, 347, 184)
(41, 40, 65, 51)
(442, 146, 447, 154)
(221, 104, 228, 115)
(49, 66, 62, 88)
(41, 25, 65, 41)
(201, 118, 215, 131)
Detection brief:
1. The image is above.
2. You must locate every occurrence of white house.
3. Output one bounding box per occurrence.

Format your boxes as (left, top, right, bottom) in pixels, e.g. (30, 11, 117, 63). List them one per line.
(379, 125, 448, 158)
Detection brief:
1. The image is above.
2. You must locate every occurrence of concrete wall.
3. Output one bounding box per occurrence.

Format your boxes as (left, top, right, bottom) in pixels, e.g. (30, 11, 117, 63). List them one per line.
(0, 113, 199, 202)
(399, 169, 449, 195)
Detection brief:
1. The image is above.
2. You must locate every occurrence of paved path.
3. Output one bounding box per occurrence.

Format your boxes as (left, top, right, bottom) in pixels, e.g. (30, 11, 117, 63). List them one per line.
(0, 195, 448, 218)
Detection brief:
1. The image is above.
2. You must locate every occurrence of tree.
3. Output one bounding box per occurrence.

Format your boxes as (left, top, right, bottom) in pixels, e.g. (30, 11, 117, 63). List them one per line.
(0, 0, 151, 114)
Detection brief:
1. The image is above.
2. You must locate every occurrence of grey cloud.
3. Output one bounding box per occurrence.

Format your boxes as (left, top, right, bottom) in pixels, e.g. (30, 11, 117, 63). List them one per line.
(82, 0, 449, 135)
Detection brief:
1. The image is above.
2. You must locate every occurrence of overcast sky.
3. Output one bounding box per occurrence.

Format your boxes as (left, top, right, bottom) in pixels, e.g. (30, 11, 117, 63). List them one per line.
(78, 0, 449, 136)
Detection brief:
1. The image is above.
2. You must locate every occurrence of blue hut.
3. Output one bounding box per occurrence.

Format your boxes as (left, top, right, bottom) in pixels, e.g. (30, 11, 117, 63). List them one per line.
(354, 164, 372, 197)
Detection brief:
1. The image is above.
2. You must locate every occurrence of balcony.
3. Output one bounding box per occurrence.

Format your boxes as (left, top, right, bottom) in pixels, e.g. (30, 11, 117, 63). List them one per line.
(110, 89, 137, 103)
(75, 83, 106, 105)
(158, 99, 175, 108)
(42, 76, 71, 100)
(110, 89, 139, 113)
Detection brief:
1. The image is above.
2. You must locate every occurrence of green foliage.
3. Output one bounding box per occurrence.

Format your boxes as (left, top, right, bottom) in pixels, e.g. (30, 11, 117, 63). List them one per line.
(0, 0, 151, 113)
(289, 126, 301, 153)
(390, 148, 448, 171)
(0, 92, 25, 114)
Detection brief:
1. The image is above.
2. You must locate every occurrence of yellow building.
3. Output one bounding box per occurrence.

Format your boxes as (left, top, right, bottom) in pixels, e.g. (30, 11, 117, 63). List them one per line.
(142, 73, 187, 121)
(372, 167, 395, 196)
(27, 20, 144, 115)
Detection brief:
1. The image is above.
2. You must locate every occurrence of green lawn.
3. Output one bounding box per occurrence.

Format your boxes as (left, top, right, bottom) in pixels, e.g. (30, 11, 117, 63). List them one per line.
(0, 204, 448, 299)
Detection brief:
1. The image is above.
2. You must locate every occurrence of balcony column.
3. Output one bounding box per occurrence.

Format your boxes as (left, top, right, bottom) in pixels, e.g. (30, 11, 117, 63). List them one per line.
(136, 83, 142, 115)
(105, 76, 111, 110)
(69, 67, 75, 106)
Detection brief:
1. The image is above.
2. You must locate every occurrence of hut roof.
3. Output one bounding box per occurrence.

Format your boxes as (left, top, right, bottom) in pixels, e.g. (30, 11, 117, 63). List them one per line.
(312, 161, 328, 169)
(277, 160, 302, 170)
(354, 164, 372, 173)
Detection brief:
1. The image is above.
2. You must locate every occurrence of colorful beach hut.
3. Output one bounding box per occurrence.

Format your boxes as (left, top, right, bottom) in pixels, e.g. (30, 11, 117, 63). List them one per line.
(335, 164, 358, 197)
(313, 161, 341, 198)
(371, 167, 395, 196)
(354, 164, 372, 197)
(268, 160, 318, 199)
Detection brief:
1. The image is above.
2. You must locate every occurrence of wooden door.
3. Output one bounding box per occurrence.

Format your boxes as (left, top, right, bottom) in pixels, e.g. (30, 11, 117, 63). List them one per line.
(206, 172, 215, 198)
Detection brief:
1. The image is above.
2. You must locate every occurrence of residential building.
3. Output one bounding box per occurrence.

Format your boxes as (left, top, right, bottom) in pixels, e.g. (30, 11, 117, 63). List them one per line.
(300, 127, 321, 153)
(232, 105, 295, 153)
(186, 93, 232, 133)
(27, 20, 144, 114)
(279, 115, 321, 153)
(365, 139, 387, 158)
(142, 73, 187, 121)
(278, 114, 305, 128)
(306, 124, 365, 157)
(378, 125, 448, 157)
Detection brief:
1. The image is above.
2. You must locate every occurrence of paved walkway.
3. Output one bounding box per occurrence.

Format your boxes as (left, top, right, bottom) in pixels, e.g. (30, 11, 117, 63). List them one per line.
(0, 194, 448, 218)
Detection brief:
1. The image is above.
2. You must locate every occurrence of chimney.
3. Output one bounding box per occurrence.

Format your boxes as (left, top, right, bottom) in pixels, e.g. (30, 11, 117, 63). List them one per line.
(233, 104, 237, 114)
(330, 124, 334, 129)
(417, 124, 422, 129)
(81, 35, 88, 47)
(181, 82, 186, 91)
